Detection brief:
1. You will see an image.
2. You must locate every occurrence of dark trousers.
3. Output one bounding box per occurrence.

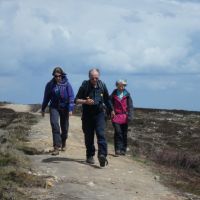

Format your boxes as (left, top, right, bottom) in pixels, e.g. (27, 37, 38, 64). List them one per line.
(50, 108, 69, 148)
(82, 112, 107, 158)
(112, 123, 128, 152)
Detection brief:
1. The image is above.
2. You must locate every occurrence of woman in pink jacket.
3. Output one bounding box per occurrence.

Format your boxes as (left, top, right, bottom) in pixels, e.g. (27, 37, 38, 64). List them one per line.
(110, 80, 134, 156)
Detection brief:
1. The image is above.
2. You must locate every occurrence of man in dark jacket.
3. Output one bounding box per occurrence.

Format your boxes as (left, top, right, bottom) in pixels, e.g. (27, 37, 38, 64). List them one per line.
(41, 67, 74, 155)
(75, 68, 114, 167)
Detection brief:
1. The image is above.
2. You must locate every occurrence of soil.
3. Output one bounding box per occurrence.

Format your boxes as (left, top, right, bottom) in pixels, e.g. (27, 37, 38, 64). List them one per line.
(2, 104, 187, 200)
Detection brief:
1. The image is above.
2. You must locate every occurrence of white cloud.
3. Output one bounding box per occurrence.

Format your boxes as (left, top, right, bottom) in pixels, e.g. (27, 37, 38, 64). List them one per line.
(0, 0, 200, 110)
(1, 0, 200, 76)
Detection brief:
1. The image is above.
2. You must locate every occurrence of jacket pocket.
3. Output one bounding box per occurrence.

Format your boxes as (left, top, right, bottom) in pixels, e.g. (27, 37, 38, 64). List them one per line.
(112, 114, 127, 124)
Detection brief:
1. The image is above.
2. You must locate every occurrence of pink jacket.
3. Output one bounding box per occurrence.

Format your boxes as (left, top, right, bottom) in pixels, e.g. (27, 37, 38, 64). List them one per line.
(111, 95, 128, 124)
(111, 89, 134, 124)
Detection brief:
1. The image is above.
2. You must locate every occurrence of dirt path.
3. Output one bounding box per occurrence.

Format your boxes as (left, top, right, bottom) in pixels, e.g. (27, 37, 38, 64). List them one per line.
(4, 104, 185, 200)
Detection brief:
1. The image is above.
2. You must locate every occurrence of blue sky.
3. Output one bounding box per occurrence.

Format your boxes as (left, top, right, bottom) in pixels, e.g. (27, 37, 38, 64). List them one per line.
(0, 0, 200, 111)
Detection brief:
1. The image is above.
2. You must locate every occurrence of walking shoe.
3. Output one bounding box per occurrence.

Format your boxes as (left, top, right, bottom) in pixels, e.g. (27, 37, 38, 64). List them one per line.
(115, 150, 121, 157)
(61, 140, 66, 151)
(61, 147, 66, 151)
(86, 156, 95, 164)
(120, 150, 126, 156)
(51, 148, 59, 156)
(98, 154, 108, 167)
(62, 140, 66, 147)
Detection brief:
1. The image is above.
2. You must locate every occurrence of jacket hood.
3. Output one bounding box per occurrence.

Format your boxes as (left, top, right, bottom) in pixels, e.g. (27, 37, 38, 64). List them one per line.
(61, 75, 68, 84)
(111, 88, 130, 97)
(51, 75, 68, 84)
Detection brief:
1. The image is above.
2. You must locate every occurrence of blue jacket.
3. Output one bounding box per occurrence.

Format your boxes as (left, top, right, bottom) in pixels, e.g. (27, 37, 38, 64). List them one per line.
(42, 76, 74, 112)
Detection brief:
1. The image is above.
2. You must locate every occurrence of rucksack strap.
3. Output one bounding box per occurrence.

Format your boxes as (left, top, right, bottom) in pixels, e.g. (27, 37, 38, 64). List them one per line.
(82, 80, 105, 98)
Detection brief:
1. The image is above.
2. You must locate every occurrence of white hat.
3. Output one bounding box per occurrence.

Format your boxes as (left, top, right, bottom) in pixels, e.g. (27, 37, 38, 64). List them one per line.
(116, 79, 127, 86)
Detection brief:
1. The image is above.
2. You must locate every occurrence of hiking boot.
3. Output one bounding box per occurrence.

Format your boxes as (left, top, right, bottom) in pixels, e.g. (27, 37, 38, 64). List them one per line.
(120, 150, 126, 156)
(86, 156, 95, 164)
(61, 140, 66, 151)
(115, 150, 121, 157)
(61, 147, 66, 151)
(51, 148, 59, 156)
(98, 154, 108, 167)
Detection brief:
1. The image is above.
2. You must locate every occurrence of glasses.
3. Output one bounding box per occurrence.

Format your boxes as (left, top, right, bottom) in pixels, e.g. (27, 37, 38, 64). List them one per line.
(90, 77, 99, 81)
(54, 75, 62, 78)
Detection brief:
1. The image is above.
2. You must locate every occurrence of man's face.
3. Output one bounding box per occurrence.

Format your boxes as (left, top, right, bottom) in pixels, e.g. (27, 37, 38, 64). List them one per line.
(89, 71, 99, 86)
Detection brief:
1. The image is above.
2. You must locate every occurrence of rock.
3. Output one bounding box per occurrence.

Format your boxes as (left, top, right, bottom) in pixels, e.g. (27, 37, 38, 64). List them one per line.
(154, 176, 160, 181)
(87, 181, 95, 187)
(45, 179, 54, 188)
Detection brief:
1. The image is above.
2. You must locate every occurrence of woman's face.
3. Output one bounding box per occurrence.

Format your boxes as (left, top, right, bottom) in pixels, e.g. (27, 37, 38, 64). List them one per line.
(54, 73, 62, 83)
(117, 83, 125, 92)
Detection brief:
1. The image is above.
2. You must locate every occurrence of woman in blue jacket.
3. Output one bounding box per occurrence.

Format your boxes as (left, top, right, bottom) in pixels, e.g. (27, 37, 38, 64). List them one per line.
(41, 67, 74, 155)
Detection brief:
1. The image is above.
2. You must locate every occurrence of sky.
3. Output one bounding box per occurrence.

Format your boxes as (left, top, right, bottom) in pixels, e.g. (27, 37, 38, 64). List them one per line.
(0, 0, 200, 111)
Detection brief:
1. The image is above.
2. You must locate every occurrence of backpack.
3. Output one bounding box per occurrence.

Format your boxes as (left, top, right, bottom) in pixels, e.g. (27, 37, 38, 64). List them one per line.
(81, 80, 106, 98)
(81, 80, 111, 119)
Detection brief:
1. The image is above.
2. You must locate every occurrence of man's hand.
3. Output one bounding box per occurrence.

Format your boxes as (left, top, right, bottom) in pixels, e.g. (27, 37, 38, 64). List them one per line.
(41, 111, 45, 117)
(69, 111, 73, 116)
(85, 97, 94, 105)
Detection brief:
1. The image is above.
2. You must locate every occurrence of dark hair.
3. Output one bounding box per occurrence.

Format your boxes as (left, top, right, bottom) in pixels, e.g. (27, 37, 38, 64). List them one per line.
(88, 68, 100, 77)
(52, 67, 66, 76)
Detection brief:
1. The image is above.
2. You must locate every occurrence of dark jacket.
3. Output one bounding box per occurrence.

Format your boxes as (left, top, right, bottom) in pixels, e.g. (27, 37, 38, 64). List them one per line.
(42, 75, 74, 112)
(75, 80, 113, 116)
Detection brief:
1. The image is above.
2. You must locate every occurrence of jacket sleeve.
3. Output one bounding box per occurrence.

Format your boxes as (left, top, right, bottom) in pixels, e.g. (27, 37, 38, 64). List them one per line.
(67, 82, 75, 112)
(74, 81, 87, 103)
(109, 90, 116, 110)
(41, 82, 51, 112)
(127, 94, 134, 121)
(103, 83, 113, 112)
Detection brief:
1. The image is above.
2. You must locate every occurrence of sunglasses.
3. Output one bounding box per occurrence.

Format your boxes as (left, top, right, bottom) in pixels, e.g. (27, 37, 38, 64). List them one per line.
(54, 75, 62, 78)
(90, 77, 99, 80)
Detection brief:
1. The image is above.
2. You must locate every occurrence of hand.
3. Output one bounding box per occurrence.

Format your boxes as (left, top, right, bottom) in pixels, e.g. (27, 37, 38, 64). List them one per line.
(41, 111, 45, 117)
(111, 111, 115, 118)
(69, 111, 72, 116)
(85, 97, 94, 105)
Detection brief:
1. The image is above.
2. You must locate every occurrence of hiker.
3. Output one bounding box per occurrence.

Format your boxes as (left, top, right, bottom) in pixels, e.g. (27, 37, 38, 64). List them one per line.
(41, 67, 74, 155)
(75, 68, 114, 167)
(110, 79, 133, 156)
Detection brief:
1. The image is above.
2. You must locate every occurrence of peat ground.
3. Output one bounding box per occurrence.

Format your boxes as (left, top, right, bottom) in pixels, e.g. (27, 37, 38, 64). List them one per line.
(106, 108, 200, 197)
(0, 105, 46, 200)
(1, 103, 200, 199)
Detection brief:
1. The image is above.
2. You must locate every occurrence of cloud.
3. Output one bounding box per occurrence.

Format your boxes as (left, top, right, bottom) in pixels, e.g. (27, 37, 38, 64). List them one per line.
(0, 0, 200, 110)
(1, 0, 200, 76)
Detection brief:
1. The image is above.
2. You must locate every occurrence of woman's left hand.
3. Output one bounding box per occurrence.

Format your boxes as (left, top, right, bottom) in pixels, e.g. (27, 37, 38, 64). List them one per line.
(69, 111, 73, 116)
(111, 111, 115, 118)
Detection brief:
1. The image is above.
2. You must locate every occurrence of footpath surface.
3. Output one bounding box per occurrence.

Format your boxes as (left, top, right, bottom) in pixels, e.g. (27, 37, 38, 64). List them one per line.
(4, 104, 185, 200)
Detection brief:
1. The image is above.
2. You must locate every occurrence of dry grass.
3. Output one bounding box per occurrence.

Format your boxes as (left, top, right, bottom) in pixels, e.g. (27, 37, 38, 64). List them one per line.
(106, 107, 200, 197)
(0, 106, 46, 199)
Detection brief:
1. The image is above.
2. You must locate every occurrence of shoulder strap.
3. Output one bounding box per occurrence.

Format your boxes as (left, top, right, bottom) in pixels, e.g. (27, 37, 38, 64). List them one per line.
(97, 80, 105, 93)
(81, 80, 106, 98)
(81, 80, 90, 98)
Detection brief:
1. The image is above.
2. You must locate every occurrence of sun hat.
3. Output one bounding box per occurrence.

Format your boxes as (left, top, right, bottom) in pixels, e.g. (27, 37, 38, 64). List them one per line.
(116, 79, 127, 86)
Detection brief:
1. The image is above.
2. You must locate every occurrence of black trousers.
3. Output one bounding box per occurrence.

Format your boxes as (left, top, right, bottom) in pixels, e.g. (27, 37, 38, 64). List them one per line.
(112, 123, 128, 152)
(82, 112, 107, 158)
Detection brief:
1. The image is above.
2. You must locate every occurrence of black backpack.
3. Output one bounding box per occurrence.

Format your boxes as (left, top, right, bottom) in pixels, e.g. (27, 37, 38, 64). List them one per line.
(81, 80, 106, 98)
